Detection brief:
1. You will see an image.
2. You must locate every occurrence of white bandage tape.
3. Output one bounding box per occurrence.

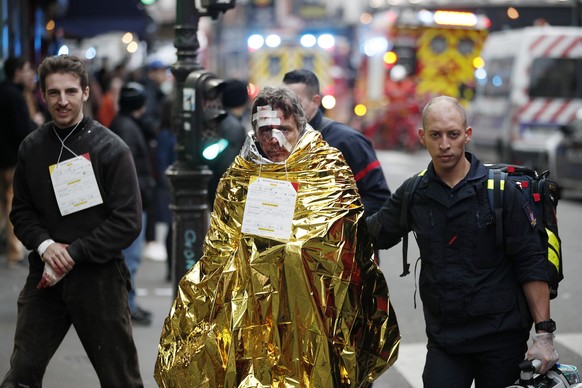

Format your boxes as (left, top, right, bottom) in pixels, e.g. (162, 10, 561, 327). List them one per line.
(252, 105, 281, 128)
(271, 128, 293, 152)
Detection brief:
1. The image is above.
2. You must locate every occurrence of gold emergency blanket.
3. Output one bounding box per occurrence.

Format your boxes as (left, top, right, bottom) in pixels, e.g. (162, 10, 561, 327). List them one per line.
(154, 128, 400, 387)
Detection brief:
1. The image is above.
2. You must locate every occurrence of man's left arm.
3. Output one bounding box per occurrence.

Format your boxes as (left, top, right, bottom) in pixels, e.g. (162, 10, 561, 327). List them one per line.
(505, 183, 558, 374)
(522, 280, 550, 324)
(523, 280, 559, 374)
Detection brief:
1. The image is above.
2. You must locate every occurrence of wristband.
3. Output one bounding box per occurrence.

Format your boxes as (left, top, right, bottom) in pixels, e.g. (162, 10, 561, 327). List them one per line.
(535, 319, 556, 333)
(37, 239, 56, 261)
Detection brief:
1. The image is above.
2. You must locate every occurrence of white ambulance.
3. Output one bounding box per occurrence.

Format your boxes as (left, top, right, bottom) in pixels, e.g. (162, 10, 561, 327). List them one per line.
(468, 26, 582, 187)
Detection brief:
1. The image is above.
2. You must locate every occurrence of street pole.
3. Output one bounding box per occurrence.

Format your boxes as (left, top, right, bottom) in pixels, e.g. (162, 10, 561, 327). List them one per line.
(167, 0, 212, 295)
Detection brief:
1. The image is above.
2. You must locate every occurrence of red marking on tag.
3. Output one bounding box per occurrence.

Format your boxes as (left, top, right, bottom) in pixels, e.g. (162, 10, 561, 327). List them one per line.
(533, 193, 541, 202)
(448, 235, 457, 245)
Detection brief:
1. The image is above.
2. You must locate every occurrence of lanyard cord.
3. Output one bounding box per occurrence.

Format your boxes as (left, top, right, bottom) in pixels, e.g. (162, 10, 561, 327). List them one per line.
(53, 121, 81, 166)
(258, 160, 290, 181)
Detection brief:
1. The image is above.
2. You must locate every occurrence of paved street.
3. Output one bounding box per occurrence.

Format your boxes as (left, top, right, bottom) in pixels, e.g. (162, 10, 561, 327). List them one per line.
(0, 252, 171, 387)
(0, 149, 581, 387)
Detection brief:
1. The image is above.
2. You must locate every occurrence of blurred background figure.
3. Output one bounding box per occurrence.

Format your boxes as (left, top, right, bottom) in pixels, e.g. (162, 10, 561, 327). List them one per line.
(138, 59, 168, 143)
(207, 79, 250, 205)
(283, 68, 391, 219)
(382, 64, 420, 151)
(23, 67, 47, 128)
(151, 97, 176, 282)
(97, 62, 127, 128)
(109, 83, 155, 325)
(138, 59, 170, 262)
(0, 56, 37, 268)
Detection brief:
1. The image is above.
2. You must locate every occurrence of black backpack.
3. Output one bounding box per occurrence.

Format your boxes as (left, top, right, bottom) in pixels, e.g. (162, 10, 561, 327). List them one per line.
(399, 164, 564, 299)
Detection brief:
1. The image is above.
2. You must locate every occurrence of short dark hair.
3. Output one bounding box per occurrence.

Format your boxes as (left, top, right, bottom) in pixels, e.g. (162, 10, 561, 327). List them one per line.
(38, 55, 89, 93)
(422, 95, 467, 129)
(282, 69, 320, 97)
(251, 86, 307, 133)
(3, 57, 28, 81)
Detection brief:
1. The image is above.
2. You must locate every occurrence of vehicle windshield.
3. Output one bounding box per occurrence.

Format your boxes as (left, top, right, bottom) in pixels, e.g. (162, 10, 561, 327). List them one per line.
(529, 58, 582, 99)
(476, 57, 513, 97)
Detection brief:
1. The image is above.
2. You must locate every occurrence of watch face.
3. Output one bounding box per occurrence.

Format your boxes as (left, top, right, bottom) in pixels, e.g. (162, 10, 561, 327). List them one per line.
(536, 319, 556, 332)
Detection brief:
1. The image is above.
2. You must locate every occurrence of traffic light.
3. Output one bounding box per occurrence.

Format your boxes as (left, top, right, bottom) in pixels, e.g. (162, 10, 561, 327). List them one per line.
(194, 0, 236, 19)
(183, 70, 228, 165)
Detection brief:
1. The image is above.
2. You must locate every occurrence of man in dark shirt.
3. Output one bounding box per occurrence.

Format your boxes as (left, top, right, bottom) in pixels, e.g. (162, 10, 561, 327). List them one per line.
(283, 69, 390, 218)
(1, 54, 143, 387)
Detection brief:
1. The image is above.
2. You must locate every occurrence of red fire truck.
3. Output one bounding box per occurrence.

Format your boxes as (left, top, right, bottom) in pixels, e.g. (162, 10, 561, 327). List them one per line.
(355, 8, 490, 150)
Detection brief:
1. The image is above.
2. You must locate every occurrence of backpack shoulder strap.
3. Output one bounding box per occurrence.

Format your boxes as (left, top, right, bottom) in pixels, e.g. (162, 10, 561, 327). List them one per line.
(400, 169, 426, 277)
(487, 167, 508, 248)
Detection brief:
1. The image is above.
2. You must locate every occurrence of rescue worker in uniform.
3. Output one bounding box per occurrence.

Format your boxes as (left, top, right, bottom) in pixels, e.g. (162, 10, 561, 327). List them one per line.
(366, 96, 558, 387)
(283, 69, 390, 218)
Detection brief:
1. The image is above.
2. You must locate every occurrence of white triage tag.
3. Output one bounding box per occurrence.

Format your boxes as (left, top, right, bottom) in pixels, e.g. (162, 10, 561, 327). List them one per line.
(49, 153, 103, 216)
(241, 176, 298, 241)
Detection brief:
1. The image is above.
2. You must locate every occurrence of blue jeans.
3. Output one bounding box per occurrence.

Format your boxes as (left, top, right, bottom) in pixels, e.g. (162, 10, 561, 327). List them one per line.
(123, 213, 146, 313)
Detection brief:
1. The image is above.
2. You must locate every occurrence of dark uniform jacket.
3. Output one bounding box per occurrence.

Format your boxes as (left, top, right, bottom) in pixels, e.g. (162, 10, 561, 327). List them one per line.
(310, 110, 390, 217)
(367, 152, 548, 352)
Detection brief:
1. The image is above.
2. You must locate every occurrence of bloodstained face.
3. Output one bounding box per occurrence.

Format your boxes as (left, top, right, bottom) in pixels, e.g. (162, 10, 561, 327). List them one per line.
(256, 108, 301, 162)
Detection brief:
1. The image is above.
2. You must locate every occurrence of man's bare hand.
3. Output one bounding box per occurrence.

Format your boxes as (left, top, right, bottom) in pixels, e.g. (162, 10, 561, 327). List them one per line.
(37, 262, 67, 288)
(41, 242, 74, 275)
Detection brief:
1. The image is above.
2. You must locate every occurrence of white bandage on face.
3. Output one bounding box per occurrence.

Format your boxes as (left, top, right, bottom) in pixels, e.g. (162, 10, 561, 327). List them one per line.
(253, 105, 281, 127)
(271, 128, 293, 152)
(253, 105, 293, 152)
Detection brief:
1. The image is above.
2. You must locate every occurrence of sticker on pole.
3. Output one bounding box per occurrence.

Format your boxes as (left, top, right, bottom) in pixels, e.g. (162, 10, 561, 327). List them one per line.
(183, 87, 195, 112)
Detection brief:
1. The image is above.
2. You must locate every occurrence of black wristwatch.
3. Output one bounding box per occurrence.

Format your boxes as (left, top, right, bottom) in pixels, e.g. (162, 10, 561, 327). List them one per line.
(535, 319, 556, 333)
